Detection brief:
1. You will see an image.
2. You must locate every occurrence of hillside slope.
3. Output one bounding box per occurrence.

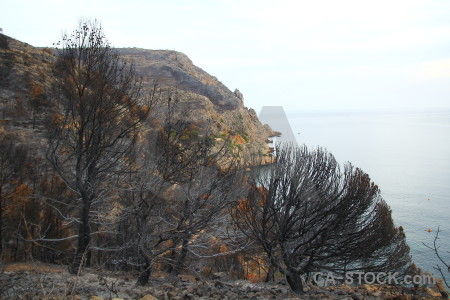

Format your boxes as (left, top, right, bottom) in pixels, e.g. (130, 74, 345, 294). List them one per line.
(118, 47, 275, 162)
(0, 34, 275, 163)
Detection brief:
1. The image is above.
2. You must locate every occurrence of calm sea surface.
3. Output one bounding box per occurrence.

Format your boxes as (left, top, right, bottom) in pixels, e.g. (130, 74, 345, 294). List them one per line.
(286, 110, 450, 281)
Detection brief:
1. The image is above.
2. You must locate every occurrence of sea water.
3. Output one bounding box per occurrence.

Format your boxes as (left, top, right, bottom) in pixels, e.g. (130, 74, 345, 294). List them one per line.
(285, 110, 450, 283)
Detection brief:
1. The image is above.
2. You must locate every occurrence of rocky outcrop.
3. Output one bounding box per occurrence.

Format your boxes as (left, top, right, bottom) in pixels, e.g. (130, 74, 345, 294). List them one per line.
(118, 48, 242, 110)
(234, 89, 244, 101)
(118, 47, 276, 162)
(0, 34, 276, 164)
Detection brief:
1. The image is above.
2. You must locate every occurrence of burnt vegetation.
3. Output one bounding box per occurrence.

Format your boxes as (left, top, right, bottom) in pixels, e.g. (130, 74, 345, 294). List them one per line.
(47, 20, 153, 274)
(0, 20, 424, 295)
(234, 145, 416, 293)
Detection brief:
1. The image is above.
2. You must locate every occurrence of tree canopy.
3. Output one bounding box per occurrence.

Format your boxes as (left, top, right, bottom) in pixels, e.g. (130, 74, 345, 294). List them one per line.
(47, 20, 151, 274)
(234, 144, 415, 293)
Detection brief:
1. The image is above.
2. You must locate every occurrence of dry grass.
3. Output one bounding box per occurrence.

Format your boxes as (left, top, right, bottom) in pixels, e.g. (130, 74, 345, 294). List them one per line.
(3, 262, 67, 273)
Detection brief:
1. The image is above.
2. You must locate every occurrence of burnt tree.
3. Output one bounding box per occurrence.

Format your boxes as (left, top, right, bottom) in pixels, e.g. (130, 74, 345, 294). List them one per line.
(234, 145, 415, 293)
(47, 20, 151, 274)
(116, 95, 247, 285)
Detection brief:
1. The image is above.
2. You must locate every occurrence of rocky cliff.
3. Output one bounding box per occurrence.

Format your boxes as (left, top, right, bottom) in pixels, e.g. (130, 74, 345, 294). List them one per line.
(0, 35, 273, 161)
(118, 47, 275, 162)
(0, 34, 275, 163)
(118, 48, 242, 110)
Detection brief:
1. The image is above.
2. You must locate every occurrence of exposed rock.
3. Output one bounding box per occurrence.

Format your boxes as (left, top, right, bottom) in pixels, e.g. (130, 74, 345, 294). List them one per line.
(234, 88, 244, 101)
(139, 296, 159, 300)
(211, 272, 228, 280)
(0, 34, 276, 166)
(387, 295, 412, 300)
(425, 287, 443, 297)
(178, 274, 197, 282)
(118, 48, 240, 110)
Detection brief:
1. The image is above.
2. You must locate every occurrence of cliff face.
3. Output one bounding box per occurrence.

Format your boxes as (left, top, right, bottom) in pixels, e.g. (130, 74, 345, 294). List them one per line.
(119, 48, 242, 110)
(118, 48, 275, 161)
(0, 34, 275, 162)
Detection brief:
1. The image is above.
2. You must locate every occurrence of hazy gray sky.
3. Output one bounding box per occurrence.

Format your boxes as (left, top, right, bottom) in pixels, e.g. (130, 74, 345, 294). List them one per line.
(1, 0, 449, 113)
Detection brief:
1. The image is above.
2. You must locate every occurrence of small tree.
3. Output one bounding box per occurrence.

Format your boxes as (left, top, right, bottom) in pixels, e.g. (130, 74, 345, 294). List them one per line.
(47, 20, 151, 274)
(424, 227, 449, 291)
(234, 144, 414, 293)
(114, 95, 247, 285)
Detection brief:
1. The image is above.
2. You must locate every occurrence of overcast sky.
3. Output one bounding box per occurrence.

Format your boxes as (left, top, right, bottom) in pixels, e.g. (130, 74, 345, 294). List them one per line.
(1, 0, 450, 113)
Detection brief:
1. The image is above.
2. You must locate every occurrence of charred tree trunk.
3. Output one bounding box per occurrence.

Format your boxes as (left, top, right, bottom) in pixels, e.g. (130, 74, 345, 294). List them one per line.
(285, 269, 304, 294)
(69, 197, 91, 274)
(137, 259, 152, 286)
(265, 264, 275, 282)
(171, 236, 190, 277)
